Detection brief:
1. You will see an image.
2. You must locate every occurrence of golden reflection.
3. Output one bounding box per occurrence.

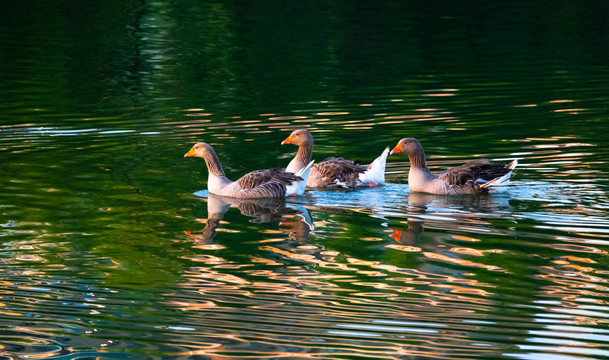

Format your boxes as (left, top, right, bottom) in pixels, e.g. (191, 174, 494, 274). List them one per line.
(378, 120, 408, 125)
(185, 193, 313, 245)
(0, 310, 22, 316)
(383, 114, 433, 120)
(385, 244, 421, 252)
(293, 117, 330, 123)
(268, 115, 308, 121)
(259, 245, 358, 272)
(320, 250, 339, 256)
(315, 112, 349, 115)
(167, 119, 212, 126)
(250, 257, 283, 266)
(450, 247, 484, 256)
(182, 254, 225, 264)
(384, 192, 513, 289)
(424, 93, 456, 97)
(214, 264, 253, 269)
(553, 108, 586, 113)
(423, 252, 503, 271)
(15, 255, 45, 262)
(560, 255, 596, 264)
(260, 229, 284, 234)
(360, 237, 383, 242)
(547, 243, 605, 254)
(194, 244, 225, 250)
(186, 267, 248, 285)
(185, 112, 212, 117)
(257, 238, 287, 243)
(449, 235, 481, 242)
(170, 155, 609, 359)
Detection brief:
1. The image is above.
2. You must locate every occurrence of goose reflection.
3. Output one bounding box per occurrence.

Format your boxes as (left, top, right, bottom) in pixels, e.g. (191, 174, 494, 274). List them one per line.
(390, 192, 512, 246)
(186, 193, 313, 245)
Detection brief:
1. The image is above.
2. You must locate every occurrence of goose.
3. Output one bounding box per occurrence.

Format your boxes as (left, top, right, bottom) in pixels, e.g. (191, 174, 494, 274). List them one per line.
(184, 142, 313, 198)
(281, 129, 389, 188)
(390, 137, 518, 195)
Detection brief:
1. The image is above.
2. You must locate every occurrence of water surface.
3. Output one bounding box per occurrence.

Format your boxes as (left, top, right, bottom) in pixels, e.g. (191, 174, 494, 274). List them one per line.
(2, 1, 609, 359)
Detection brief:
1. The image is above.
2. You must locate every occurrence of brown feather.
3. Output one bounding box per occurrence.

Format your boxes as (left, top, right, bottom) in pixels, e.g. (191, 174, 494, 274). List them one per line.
(314, 157, 367, 187)
(236, 168, 303, 189)
(437, 159, 511, 186)
(236, 182, 287, 199)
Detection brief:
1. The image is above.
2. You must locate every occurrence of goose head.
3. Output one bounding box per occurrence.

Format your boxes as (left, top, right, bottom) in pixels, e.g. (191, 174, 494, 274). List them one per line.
(390, 137, 423, 156)
(184, 142, 215, 158)
(281, 129, 313, 147)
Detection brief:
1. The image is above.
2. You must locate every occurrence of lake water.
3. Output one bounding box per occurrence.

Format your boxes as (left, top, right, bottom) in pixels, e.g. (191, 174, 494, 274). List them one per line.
(2, 1, 609, 359)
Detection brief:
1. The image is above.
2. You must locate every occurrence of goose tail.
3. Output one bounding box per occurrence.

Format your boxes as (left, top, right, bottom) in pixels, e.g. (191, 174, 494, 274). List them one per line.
(285, 160, 314, 196)
(481, 159, 518, 193)
(359, 147, 389, 186)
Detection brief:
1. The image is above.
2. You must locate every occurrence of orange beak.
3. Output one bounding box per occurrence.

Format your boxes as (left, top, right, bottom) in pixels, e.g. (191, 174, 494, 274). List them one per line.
(281, 134, 293, 145)
(390, 230, 402, 241)
(390, 143, 403, 155)
(184, 147, 195, 157)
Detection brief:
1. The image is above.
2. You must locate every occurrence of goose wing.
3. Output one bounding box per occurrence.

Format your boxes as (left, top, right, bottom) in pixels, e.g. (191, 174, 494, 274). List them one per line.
(315, 157, 367, 187)
(236, 168, 302, 189)
(437, 159, 512, 186)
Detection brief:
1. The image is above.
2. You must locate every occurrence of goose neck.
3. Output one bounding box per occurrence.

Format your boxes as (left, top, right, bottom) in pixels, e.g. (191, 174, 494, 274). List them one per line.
(203, 148, 226, 177)
(296, 141, 313, 164)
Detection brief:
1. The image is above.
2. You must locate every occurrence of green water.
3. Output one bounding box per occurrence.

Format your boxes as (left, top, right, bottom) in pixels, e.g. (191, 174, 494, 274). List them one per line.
(2, 1, 609, 359)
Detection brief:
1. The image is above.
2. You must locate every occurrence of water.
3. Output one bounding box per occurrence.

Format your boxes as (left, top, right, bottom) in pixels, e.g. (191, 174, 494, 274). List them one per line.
(2, 1, 609, 359)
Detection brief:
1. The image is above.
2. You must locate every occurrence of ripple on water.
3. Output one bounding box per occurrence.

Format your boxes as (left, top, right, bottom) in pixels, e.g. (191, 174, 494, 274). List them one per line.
(2, 54, 609, 360)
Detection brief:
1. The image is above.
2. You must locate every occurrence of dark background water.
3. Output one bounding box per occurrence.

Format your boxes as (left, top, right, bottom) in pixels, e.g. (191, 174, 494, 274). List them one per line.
(2, 1, 609, 359)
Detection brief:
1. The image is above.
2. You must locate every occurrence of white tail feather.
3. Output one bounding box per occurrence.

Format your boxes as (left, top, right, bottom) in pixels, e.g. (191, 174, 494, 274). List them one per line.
(508, 159, 518, 170)
(359, 147, 389, 185)
(285, 160, 314, 196)
(480, 159, 518, 193)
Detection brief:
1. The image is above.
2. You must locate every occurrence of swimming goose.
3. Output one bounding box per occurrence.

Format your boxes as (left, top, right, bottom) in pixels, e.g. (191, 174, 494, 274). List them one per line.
(185, 142, 313, 198)
(281, 129, 389, 188)
(390, 137, 518, 195)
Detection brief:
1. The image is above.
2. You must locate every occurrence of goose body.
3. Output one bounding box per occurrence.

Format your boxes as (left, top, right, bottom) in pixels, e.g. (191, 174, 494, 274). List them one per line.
(185, 142, 312, 198)
(390, 138, 517, 195)
(282, 129, 389, 188)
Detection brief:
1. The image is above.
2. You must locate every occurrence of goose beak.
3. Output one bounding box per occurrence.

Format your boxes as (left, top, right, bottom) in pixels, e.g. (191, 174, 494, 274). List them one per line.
(390, 230, 402, 241)
(184, 147, 195, 157)
(389, 143, 402, 155)
(281, 135, 294, 145)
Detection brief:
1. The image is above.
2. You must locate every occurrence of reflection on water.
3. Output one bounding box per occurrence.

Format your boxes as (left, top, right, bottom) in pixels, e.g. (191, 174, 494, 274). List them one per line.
(2, 0, 609, 359)
(170, 183, 609, 359)
(186, 191, 313, 246)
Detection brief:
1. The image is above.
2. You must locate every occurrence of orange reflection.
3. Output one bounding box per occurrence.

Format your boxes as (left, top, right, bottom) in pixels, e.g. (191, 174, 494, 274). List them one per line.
(385, 244, 421, 252)
(449, 235, 481, 242)
(560, 256, 597, 264)
(251, 257, 283, 265)
(549, 99, 575, 103)
(450, 247, 484, 256)
(423, 252, 503, 271)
